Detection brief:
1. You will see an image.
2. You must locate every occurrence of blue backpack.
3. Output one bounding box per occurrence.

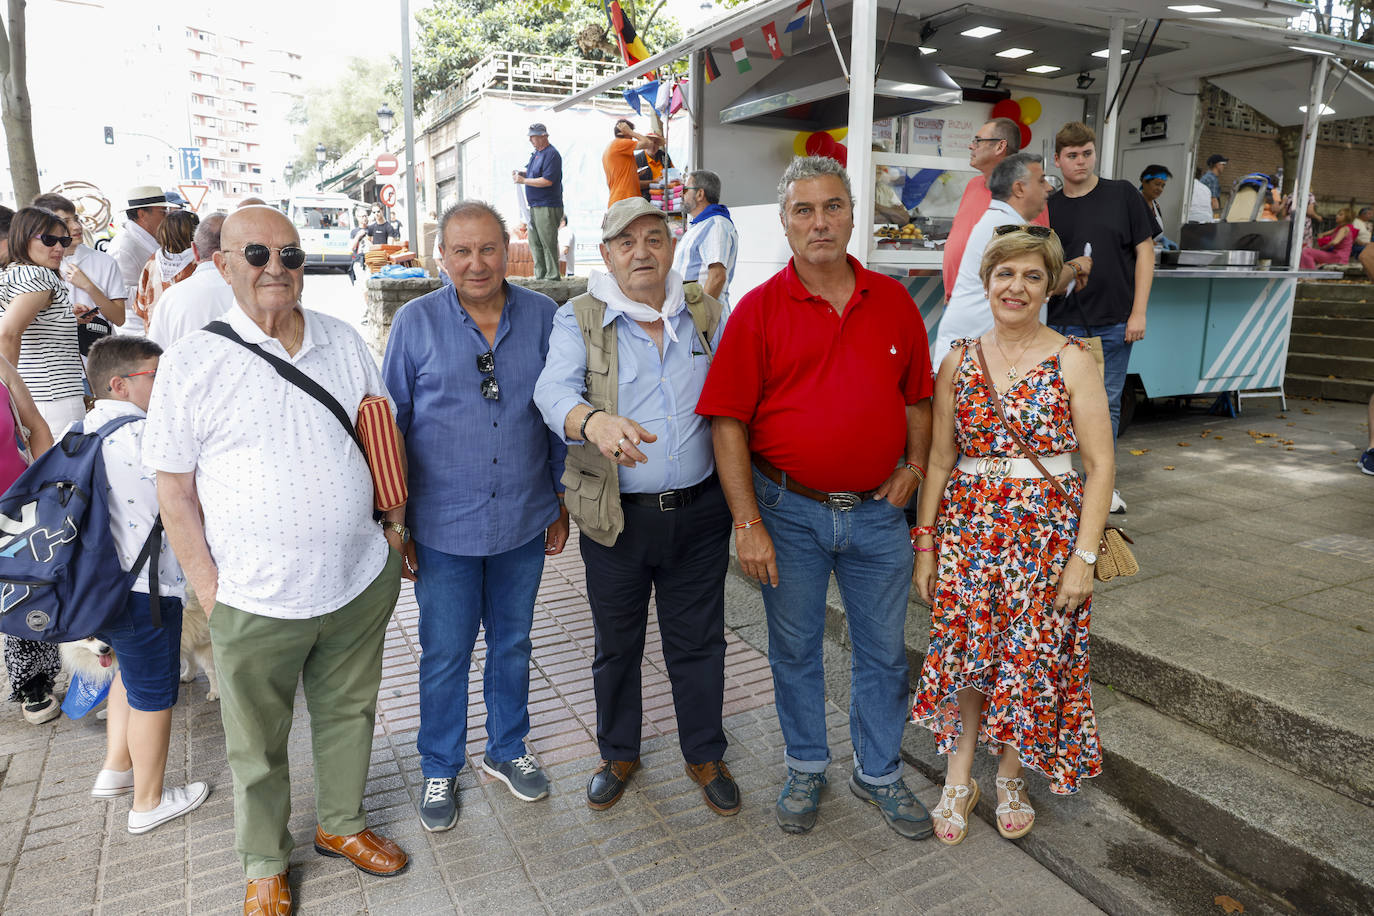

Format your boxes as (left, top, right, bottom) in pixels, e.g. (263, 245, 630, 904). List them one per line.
(0, 416, 164, 642)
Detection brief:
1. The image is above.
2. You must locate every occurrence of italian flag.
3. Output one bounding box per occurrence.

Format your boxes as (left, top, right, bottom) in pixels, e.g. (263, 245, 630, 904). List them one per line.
(730, 38, 751, 73)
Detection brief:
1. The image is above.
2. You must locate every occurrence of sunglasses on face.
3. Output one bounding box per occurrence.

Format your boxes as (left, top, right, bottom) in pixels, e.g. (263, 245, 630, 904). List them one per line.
(34, 234, 74, 249)
(237, 243, 306, 269)
(477, 350, 500, 401)
(993, 225, 1054, 239)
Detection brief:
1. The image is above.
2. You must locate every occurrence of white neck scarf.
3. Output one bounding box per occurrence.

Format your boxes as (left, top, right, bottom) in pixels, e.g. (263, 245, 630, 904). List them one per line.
(588, 268, 686, 343)
(155, 247, 195, 283)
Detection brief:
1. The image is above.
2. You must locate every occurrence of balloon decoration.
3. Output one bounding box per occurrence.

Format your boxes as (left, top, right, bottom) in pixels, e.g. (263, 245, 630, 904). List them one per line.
(990, 97, 1043, 150)
(793, 129, 848, 167)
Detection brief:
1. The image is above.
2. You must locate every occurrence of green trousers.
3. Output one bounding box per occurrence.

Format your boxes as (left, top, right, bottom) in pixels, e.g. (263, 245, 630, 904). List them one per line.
(528, 205, 563, 280)
(208, 549, 402, 879)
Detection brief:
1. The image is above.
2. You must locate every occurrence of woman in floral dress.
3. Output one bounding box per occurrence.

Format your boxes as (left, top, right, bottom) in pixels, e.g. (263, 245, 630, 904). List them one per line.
(911, 227, 1114, 845)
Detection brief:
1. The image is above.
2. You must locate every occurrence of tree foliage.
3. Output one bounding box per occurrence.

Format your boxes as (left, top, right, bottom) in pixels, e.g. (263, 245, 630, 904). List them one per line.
(405, 0, 683, 112)
(290, 57, 395, 183)
(1, 0, 39, 205)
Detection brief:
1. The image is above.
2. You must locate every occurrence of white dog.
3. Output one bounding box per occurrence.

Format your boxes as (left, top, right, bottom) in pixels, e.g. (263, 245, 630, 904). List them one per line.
(59, 604, 218, 706)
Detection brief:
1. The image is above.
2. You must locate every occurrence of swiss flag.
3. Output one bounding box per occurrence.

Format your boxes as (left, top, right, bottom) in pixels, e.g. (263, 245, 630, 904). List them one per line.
(762, 21, 783, 59)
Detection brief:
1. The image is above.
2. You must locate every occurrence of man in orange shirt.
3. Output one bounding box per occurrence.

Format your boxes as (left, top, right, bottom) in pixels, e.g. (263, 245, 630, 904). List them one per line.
(604, 119, 662, 207)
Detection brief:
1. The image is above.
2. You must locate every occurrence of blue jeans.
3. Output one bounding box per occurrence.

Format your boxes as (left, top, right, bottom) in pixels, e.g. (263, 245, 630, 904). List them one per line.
(1051, 322, 1131, 439)
(414, 535, 544, 777)
(754, 467, 913, 786)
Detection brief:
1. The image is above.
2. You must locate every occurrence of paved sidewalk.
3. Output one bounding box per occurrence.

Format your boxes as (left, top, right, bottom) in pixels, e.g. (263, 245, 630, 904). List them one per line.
(0, 538, 1099, 914)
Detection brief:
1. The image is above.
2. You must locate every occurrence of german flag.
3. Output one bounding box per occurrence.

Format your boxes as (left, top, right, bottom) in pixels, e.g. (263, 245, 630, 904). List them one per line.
(703, 49, 721, 83)
(608, 0, 651, 66)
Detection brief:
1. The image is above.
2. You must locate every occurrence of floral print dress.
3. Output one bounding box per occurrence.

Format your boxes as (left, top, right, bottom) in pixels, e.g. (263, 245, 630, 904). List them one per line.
(912, 338, 1101, 795)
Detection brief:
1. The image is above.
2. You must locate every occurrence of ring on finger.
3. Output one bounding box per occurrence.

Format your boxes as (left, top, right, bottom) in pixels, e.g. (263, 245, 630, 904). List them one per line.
(613, 448, 622, 458)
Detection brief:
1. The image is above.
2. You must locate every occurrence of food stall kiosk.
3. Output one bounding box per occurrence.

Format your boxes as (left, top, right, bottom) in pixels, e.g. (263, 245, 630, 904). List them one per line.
(555, 0, 1374, 414)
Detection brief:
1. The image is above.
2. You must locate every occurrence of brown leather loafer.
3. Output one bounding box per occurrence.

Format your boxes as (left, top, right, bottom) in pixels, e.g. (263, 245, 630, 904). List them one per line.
(587, 758, 639, 810)
(313, 826, 408, 877)
(686, 760, 742, 816)
(243, 871, 291, 915)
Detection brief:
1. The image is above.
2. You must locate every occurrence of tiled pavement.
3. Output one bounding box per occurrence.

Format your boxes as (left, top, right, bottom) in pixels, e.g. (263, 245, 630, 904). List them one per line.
(0, 531, 1099, 914)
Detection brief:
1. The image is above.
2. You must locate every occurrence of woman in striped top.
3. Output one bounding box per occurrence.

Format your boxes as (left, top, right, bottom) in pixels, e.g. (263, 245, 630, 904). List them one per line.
(0, 207, 87, 434)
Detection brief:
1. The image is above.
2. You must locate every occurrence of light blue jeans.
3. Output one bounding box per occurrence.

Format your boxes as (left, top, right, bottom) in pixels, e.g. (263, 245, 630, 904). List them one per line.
(1051, 321, 1131, 439)
(414, 535, 544, 777)
(753, 467, 913, 785)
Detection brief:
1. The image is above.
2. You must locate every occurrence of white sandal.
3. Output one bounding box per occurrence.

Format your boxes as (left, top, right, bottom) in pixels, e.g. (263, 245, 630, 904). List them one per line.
(995, 774, 1035, 839)
(934, 779, 981, 846)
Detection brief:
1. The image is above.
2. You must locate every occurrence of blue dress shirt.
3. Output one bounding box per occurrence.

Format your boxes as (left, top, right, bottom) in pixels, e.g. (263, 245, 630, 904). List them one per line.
(383, 282, 565, 556)
(535, 301, 721, 495)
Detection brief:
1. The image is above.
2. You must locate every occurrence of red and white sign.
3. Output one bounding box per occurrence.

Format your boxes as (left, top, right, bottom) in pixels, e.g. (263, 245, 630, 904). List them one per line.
(379, 183, 397, 208)
(177, 184, 210, 212)
(375, 153, 399, 176)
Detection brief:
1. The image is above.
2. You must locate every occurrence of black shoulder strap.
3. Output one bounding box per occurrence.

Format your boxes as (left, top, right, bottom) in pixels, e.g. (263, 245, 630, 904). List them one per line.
(205, 320, 363, 455)
(129, 518, 165, 626)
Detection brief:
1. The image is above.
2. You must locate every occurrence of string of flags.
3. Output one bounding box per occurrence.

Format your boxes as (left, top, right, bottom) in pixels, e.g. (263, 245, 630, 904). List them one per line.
(706, 0, 816, 83)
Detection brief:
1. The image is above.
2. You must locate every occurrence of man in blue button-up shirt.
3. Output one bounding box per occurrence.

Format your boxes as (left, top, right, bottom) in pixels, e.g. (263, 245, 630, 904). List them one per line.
(382, 201, 568, 833)
(514, 123, 563, 281)
(534, 197, 739, 818)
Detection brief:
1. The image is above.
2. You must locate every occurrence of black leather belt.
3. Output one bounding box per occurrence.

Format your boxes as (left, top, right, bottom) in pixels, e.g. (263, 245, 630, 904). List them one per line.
(621, 474, 717, 512)
(751, 455, 878, 511)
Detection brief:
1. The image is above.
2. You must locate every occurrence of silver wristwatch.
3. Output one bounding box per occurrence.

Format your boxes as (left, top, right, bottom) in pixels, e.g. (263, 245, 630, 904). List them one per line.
(1073, 547, 1097, 565)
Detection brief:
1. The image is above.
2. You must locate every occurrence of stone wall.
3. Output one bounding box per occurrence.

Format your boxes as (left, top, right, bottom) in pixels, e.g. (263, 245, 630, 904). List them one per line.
(362, 275, 589, 360)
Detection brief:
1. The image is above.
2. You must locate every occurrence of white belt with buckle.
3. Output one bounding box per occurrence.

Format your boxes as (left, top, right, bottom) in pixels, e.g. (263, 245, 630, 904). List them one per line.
(956, 454, 1073, 479)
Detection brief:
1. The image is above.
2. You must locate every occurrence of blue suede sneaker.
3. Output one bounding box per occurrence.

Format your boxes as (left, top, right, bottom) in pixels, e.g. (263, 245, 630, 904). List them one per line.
(418, 776, 458, 832)
(481, 752, 549, 802)
(776, 768, 826, 834)
(849, 771, 934, 840)
(1359, 448, 1374, 476)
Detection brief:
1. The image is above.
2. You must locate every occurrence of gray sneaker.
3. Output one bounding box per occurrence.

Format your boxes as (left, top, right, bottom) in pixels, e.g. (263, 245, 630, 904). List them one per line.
(776, 768, 826, 834)
(418, 776, 458, 832)
(849, 772, 934, 840)
(481, 752, 549, 802)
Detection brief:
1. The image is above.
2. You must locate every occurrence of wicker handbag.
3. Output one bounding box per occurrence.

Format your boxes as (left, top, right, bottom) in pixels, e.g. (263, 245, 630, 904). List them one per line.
(974, 341, 1138, 582)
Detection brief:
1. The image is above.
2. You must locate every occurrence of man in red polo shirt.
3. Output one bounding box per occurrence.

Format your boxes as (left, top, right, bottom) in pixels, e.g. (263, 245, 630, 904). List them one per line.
(697, 156, 934, 840)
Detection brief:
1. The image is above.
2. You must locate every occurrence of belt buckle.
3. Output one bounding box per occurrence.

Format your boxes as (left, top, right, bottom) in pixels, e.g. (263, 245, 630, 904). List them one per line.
(976, 457, 1012, 479)
(825, 492, 860, 511)
(657, 491, 680, 511)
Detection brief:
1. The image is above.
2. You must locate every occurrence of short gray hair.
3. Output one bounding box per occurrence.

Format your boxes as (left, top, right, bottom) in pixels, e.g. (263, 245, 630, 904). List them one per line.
(193, 211, 226, 261)
(988, 153, 1044, 201)
(690, 170, 722, 205)
(777, 156, 853, 211)
(988, 117, 1022, 153)
(439, 201, 509, 249)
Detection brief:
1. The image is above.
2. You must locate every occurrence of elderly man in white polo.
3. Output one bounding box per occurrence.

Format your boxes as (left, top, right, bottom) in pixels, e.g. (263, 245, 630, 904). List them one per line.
(146, 205, 410, 916)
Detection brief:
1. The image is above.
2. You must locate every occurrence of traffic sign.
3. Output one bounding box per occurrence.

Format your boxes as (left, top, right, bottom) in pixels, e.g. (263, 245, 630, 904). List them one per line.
(179, 147, 203, 181)
(380, 183, 397, 208)
(375, 153, 399, 177)
(177, 184, 210, 212)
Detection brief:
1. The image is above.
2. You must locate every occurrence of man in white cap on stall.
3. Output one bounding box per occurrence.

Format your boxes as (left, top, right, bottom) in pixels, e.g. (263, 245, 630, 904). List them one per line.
(105, 185, 176, 336)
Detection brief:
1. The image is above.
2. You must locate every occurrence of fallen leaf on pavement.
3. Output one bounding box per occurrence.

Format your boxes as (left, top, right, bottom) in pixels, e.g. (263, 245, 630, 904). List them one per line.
(1213, 435, 1223, 440)
(1214, 895, 1245, 913)
(1177, 442, 1192, 447)
(1129, 449, 1149, 456)
(1163, 465, 1175, 470)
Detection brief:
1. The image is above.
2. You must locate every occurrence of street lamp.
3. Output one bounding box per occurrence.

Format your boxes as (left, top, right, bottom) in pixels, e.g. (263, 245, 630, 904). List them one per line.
(377, 104, 395, 150)
(285, 162, 294, 187)
(315, 142, 327, 167)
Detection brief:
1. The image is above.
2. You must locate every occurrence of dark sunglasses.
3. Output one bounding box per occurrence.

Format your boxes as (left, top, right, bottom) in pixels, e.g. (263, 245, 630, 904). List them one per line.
(994, 225, 1054, 239)
(477, 350, 499, 401)
(970, 136, 1003, 145)
(34, 233, 74, 248)
(238, 243, 306, 269)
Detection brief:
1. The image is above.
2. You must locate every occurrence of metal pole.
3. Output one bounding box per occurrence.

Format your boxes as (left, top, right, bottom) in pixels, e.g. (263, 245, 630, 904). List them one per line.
(402, 0, 420, 250)
(1098, 17, 1125, 179)
(1289, 56, 1329, 269)
(845, 0, 877, 264)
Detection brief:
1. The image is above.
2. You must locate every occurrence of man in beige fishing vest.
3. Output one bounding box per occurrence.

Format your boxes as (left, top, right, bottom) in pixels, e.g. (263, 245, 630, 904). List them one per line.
(533, 197, 738, 816)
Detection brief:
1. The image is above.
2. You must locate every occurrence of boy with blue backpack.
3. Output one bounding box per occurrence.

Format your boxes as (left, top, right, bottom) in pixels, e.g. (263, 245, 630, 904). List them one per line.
(81, 336, 209, 832)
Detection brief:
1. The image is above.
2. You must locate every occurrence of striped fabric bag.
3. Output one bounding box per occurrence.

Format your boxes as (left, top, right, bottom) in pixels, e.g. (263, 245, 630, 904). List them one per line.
(355, 395, 408, 512)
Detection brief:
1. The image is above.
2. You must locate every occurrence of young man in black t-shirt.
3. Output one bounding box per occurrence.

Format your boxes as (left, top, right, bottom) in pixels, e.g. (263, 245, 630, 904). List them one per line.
(1047, 121, 1154, 513)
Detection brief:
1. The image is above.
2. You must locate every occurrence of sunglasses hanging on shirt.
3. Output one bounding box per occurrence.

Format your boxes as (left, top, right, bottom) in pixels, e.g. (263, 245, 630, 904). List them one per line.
(477, 350, 500, 401)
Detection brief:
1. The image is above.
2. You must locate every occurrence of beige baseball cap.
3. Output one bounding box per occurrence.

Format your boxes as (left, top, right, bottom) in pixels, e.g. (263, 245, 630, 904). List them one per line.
(600, 197, 668, 241)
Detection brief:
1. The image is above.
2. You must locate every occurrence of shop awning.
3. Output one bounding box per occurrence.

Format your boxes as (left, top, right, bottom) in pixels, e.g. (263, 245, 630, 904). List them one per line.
(1210, 61, 1374, 126)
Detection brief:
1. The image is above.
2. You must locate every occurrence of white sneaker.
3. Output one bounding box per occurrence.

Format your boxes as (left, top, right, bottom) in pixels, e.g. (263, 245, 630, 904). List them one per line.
(127, 782, 210, 835)
(92, 767, 135, 798)
(1110, 490, 1127, 514)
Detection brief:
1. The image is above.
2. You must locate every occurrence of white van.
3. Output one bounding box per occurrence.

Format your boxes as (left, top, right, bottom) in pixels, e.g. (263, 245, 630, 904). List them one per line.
(286, 193, 358, 269)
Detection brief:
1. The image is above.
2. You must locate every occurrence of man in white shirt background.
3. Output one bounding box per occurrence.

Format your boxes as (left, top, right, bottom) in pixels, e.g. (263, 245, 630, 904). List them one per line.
(106, 185, 175, 337)
(673, 169, 738, 307)
(932, 153, 1079, 362)
(147, 212, 235, 347)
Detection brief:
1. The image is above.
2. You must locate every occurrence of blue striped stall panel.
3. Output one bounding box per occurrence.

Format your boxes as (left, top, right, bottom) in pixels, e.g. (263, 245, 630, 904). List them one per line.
(1196, 278, 1296, 393)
